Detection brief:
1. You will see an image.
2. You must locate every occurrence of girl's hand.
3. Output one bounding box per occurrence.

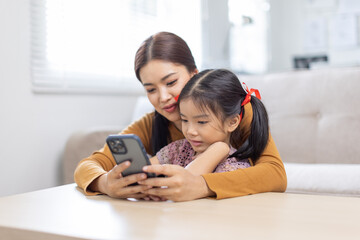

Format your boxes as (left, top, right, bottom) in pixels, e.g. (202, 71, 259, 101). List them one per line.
(138, 164, 215, 202)
(90, 161, 152, 199)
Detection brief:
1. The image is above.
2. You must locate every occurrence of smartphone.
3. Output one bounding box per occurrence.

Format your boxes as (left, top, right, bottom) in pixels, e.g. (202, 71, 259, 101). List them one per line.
(106, 134, 155, 178)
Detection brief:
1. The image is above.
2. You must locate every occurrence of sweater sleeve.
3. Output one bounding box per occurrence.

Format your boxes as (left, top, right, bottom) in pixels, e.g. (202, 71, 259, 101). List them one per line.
(202, 134, 287, 199)
(201, 104, 287, 199)
(74, 112, 154, 195)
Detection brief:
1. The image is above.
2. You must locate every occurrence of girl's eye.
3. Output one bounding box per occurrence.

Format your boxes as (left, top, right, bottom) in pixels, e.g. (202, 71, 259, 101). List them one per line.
(181, 119, 188, 123)
(198, 121, 208, 125)
(167, 80, 177, 86)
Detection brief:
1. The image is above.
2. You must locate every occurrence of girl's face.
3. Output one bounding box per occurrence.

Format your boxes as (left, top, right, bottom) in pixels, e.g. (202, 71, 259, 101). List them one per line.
(180, 99, 237, 154)
(139, 60, 197, 125)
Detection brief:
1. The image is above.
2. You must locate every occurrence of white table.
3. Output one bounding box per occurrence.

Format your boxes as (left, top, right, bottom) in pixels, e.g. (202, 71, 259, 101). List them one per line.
(0, 184, 359, 239)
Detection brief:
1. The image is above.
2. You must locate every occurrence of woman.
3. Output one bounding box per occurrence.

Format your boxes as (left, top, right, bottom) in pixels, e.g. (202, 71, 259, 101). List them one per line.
(74, 32, 287, 201)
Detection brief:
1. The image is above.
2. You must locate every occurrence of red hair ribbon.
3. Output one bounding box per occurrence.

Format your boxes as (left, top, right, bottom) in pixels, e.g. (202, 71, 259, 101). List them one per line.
(241, 82, 261, 106)
(174, 94, 180, 102)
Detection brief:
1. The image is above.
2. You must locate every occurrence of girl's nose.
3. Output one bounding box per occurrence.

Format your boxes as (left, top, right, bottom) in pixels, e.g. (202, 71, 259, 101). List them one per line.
(186, 124, 197, 136)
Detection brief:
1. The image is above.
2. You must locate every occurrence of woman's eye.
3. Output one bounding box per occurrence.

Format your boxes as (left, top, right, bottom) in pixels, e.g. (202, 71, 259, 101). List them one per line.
(198, 121, 208, 125)
(181, 119, 188, 123)
(146, 88, 155, 93)
(167, 80, 177, 86)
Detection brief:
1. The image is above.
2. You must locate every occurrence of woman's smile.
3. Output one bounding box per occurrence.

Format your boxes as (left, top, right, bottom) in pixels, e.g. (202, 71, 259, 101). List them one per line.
(163, 103, 177, 113)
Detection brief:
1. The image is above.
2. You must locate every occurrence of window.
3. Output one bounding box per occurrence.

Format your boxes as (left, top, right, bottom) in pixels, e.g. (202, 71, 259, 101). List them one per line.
(228, 0, 269, 74)
(30, 0, 201, 94)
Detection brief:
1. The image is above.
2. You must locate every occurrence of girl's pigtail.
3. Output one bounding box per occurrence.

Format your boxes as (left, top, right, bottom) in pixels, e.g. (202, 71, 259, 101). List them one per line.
(247, 97, 269, 161)
(230, 93, 269, 163)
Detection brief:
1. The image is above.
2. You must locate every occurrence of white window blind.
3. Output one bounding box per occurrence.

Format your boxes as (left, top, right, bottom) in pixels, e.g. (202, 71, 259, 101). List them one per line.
(30, 0, 201, 94)
(228, 0, 269, 74)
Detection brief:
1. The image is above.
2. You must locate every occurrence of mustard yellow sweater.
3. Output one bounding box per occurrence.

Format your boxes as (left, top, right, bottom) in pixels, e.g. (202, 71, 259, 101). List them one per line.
(74, 104, 287, 199)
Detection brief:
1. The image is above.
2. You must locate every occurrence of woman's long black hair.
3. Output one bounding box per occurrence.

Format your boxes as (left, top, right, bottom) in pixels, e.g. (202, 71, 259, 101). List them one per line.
(134, 32, 197, 154)
(178, 69, 269, 163)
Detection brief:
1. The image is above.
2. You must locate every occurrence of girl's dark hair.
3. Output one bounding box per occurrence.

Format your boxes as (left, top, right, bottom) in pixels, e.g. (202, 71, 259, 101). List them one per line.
(134, 32, 197, 154)
(178, 69, 269, 163)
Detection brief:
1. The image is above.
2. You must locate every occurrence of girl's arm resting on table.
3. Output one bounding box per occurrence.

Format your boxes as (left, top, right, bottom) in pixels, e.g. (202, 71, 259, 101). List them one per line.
(185, 142, 230, 175)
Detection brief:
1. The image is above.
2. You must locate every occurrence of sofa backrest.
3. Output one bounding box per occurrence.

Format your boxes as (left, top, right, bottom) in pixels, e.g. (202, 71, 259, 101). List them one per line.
(240, 66, 360, 164)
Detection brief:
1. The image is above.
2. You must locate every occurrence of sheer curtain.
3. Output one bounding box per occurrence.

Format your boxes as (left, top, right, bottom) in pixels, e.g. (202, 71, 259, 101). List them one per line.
(30, 0, 201, 94)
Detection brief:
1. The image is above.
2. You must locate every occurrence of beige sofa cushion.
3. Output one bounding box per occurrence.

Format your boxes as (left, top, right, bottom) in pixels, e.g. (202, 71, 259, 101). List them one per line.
(241, 67, 360, 164)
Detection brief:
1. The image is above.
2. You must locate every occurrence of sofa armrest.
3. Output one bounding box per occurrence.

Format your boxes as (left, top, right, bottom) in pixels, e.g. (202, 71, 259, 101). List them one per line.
(62, 127, 122, 184)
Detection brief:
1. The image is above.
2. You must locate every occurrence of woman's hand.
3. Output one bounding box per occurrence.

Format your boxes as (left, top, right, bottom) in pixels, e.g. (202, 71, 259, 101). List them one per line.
(90, 161, 152, 199)
(138, 164, 215, 202)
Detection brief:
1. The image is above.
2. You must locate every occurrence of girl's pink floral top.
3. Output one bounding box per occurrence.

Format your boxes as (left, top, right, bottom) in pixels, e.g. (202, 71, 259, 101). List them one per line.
(156, 139, 251, 173)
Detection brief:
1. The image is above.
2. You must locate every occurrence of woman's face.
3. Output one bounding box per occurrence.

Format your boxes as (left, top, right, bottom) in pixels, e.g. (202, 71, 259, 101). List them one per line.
(139, 59, 197, 124)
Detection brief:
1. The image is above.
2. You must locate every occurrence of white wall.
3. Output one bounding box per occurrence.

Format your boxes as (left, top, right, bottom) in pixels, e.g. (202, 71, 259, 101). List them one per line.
(0, 0, 143, 197)
(268, 0, 360, 72)
(268, 0, 303, 72)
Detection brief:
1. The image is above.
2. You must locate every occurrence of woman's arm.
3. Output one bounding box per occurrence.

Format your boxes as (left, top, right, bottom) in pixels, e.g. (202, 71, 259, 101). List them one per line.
(202, 134, 287, 199)
(185, 142, 229, 175)
(74, 113, 155, 197)
(199, 103, 287, 199)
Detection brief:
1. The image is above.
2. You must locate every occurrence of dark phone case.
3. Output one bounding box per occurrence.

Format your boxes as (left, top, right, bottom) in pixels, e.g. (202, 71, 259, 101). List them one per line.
(106, 134, 155, 178)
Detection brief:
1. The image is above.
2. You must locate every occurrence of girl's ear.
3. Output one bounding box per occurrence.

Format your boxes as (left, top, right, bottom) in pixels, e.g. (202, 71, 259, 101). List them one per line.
(226, 115, 241, 133)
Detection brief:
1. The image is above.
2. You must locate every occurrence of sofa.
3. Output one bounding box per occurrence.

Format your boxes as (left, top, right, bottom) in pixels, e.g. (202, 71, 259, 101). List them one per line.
(63, 66, 360, 197)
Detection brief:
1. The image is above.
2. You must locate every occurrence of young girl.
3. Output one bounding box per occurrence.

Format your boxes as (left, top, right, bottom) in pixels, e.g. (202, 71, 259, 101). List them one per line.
(150, 69, 269, 175)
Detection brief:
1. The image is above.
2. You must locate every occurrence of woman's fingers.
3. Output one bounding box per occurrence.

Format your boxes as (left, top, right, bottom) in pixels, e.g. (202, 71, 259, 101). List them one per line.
(102, 161, 155, 198)
(123, 193, 149, 199)
(147, 195, 164, 201)
(138, 167, 177, 188)
(141, 186, 174, 199)
(112, 184, 151, 198)
(140, 164, 187, 188)
(109, 161, 148, 187)
(139, 165, 214, 202)
(141, 164, 183, 179)
(110, 161, 131, 178)
(120, 173, 148, 187)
